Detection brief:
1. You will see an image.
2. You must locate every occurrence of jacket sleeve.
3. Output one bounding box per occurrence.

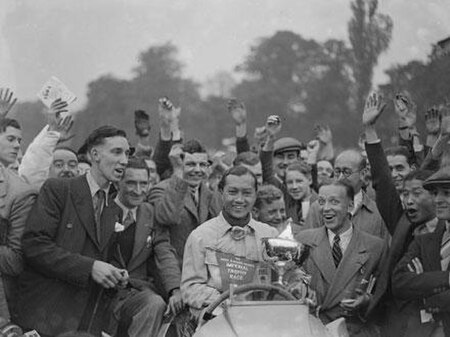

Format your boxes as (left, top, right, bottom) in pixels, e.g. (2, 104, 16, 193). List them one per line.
(148, 177, 189, 227)
(365, 141, 403, 236)
(180, 231, 220, 309)
(153, 222, 182, 293)
(22, 179, 95, 288)
(392, 237, 450, 300)
(236, 136, 250, 154)
(423, 290, 450, 312)
(0, 188, 37, 276)
(19, 125, 60, 188)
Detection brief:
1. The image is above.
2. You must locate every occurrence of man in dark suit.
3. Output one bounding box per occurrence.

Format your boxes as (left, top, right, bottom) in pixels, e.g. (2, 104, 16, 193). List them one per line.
(148, 140, 222, 265)
(295, 181, 387, 337)
(362, 92, 439, 336)
(17, 126, 130, 336)
(107, 157, 183, 337)
(393, 167, 450, 337)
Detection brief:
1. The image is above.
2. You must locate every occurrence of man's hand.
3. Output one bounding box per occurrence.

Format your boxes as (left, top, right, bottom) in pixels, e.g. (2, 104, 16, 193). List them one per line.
(47, 98, 68, 117)
(362, 92, 386, 127)
(394, 92, 417, 128)
(0, 88, 18, 118)
(307, 140, 320, 165)
(407, 257, 424, 275)
(91, 261, 128, 289)
(50, 115, 75, 144)
(425, 106, 441, 135)
(265, 115, 281, 137)
(168, 289, 184, 315)
(315, 125, 332, 144)
(340, 289, 371, 313)
(228, 98, 247, 125)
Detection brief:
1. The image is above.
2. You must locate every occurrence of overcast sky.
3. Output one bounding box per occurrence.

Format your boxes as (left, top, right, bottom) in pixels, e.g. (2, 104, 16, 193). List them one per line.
(1, 0, 449, 109)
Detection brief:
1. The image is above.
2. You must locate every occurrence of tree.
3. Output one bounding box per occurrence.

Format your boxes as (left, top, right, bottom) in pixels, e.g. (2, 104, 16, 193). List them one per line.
(348, 0, 393, 114)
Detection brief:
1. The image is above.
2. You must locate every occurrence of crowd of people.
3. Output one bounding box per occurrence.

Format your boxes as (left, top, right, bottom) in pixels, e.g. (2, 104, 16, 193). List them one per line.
(0, 86, 449, 337)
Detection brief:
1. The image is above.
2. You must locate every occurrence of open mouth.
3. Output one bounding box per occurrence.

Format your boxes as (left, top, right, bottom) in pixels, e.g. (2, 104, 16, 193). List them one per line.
(406, 209, 418, 218)
(323, 213, 335, 221)
(114, 168, 124, 175)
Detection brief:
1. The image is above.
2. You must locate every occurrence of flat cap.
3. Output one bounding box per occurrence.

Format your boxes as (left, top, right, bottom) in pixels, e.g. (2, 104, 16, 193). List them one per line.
(423, 166, 450, 190)
(273, 137, 304, 155)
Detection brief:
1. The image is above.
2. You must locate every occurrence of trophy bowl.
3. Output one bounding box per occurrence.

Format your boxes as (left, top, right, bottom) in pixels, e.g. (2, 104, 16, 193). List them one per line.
(261, 238, 311, 285)
(262, 238, 310, 266)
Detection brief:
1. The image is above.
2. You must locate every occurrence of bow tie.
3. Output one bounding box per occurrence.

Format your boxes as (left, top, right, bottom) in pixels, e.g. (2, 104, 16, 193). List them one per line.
(230, 226, 250, 241)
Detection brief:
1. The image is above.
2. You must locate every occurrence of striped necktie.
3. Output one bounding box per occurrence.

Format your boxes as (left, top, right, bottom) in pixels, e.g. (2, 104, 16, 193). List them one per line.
(332, 235, 342, 267)
(440, 228, 450, 270)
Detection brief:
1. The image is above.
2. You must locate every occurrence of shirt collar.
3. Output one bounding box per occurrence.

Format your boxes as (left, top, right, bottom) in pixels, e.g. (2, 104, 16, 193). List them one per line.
(218, 212, 255, 237)
(114, 196, 137, 222)
(0, 164, 5, 183)
(446, 220, 450, 232)
(327, 224, 353, 243)
(86, 171, 111, 206)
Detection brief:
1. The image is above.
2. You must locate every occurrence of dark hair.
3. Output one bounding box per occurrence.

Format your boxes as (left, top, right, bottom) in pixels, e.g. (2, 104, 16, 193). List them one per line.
(320, 180, 355, 201)
(233, 151, 260, 166)
(0, 118, 21, 133)
(403, 169, 434, 184)
(183, 139, 206, 154)
(385, 146, 413, 166)
(85, 125, 127, 152)
(125, 156, 149, 176)
(54, 146, 78, 157)
(218, 165, 257, 192)
(254, 184, 284, 210)
(286, 161, 311, 177)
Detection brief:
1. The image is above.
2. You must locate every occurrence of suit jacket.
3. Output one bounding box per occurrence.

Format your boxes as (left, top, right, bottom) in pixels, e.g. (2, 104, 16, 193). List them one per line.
(295, 226, 387, 337)
(0, 167, 37, 319)
(17, 175, 119, 336)
(392, 221, 450, 337)
(305, 190, 389, 241)
(109, 201, 181, 294)
(148, 176, 222, 264)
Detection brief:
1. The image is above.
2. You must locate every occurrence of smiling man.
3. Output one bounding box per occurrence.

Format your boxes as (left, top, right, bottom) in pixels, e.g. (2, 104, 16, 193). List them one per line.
(181, 166, 278, 323)
(17, 125, 131, 336)
(148, 140, 222, 265)
(295, 181, 387, 337)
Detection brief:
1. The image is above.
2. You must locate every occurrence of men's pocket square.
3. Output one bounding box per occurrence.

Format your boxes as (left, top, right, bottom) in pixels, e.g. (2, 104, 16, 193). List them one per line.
(115, 222, 125, 232)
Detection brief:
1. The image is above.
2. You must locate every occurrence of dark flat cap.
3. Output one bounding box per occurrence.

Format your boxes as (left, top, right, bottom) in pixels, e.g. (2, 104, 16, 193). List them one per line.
(273, 137, 304, 155)
(423, 166, 450, 190)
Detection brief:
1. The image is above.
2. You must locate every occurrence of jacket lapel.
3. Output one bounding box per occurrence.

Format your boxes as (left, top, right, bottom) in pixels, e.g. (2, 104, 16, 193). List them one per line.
(199, 183, 212, 224)
(424, 221, 446, 271)
(71, 176, 99, 250)
(309, 228, 336, 286)
(323, 229, 369, 308)
(127, 205, 152, 272)
(99, 201, 121, 253)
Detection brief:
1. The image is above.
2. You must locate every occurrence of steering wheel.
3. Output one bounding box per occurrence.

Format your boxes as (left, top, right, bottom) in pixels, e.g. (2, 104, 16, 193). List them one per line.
(202, 283, 296, 322)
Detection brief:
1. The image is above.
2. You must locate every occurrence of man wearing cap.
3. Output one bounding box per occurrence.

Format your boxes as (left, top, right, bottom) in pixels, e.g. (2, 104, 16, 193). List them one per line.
(392, 166, 450, 337)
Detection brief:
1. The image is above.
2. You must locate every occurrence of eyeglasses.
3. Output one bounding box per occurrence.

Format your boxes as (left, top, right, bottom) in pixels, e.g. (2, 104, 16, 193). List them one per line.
(333, 168, 354, 178)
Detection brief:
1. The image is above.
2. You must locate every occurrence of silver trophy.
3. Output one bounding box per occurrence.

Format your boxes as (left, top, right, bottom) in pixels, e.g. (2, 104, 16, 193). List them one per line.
(262, 238, 310, 286)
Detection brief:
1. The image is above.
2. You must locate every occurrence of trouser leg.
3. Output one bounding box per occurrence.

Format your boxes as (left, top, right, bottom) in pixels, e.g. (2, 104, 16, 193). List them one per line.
(117, 288, 166, 337)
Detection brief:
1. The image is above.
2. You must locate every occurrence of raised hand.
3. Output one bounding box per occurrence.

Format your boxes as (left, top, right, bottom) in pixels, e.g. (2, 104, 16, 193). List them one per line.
(394, 92, 416, 127)
(134, 110, 151, 137)
(169, 143, 184, 177)
(315, 125, 332, 144)
(425, 106, 441, 135)
(227, 98, 247, 125)
(49, 114, 75, 144)
(362, 92, 386, 126)
(265, 115, 281, 137)
(0, 88, 18, 118)
(48, 98, 68, 117)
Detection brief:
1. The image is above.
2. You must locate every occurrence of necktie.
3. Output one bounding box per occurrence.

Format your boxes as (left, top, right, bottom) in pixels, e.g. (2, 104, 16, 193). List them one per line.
(123, 210, 134, 228)
(332, 235, 342, 267)
(440, 228, 450, 270)
(93, 189, 105, 242)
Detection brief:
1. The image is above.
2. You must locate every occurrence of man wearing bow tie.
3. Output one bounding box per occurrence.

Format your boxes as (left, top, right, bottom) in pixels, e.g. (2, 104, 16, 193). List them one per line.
(107, 157, 183, 337)
(181, 166, 278, 323)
